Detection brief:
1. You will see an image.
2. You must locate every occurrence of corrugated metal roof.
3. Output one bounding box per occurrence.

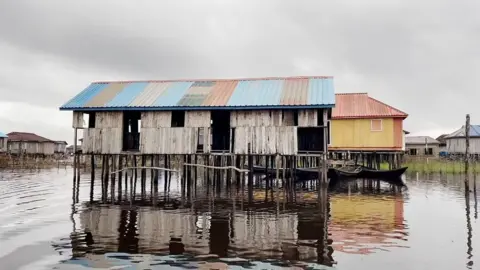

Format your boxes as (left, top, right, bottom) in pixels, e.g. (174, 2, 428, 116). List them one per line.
(0, 132, 7, 138)
(445, 125, 480, 138)
(405, 136, 439, 145)
(7, 132, 53, 142)
(332, 93, 408, 119)
(59, 76, 335, 111)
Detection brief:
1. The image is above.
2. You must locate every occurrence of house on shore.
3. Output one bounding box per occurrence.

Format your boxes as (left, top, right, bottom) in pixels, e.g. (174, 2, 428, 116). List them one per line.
(0, 132, 7, 153)
(405, 136, 440, 157)
(402, 130, 410, 152)
(7, 132, 55, 156)
(436, 134, 448, 154)
(54, 141, 68, 154)
(59, 76, 335, 157)
(444, 125, 480, 156)
(329, 93, 408, 153)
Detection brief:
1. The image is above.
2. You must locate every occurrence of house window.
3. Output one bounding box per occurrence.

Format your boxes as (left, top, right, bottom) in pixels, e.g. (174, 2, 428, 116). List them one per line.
(171, 111, 185, 127)
(371, 119, 382, 131)
(409, 149, 417, 155)
(425, 148, 433, 155)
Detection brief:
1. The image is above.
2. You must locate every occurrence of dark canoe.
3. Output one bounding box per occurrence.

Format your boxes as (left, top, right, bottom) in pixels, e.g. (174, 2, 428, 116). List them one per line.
(357, 167, 408, 179)
(331, 167, 362, 178)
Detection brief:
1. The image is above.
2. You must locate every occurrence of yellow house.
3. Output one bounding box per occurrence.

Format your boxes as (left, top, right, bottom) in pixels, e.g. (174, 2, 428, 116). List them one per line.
(329, 93, 408, 151)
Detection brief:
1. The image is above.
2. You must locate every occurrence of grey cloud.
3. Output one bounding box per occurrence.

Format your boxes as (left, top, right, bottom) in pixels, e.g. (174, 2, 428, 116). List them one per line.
(0, 0, 479, 141)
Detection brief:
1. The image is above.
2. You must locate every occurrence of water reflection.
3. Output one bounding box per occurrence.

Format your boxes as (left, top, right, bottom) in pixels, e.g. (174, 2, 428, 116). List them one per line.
(56, 173, 411, 269)
(4, 169, 480, 269)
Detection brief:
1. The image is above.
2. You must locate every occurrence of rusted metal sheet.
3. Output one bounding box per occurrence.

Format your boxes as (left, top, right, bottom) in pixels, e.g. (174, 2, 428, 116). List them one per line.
(84, 83, 126, 108)
(333, 93, 408, 119)
(60, 76, 335, 110)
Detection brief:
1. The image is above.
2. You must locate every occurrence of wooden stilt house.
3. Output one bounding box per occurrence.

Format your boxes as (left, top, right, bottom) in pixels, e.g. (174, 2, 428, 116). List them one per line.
(59, 76, 335, 157)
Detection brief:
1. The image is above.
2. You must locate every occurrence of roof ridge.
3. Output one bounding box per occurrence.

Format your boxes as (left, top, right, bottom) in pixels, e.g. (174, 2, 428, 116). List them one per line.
(367, 95, 408, 117)
(92, 75, 334, 84)
(335, 92, 368, 95)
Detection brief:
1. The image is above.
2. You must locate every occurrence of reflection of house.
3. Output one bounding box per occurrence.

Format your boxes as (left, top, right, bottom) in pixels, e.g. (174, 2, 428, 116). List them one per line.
(60, 77, 335, 156)
(54, 141, 68, 153)
(405, 136, 440, 157)
(329, 93, 408, 152)
(0, 132, 7, 152)
(6, 132, 55, 155)
(445, 125, 480, 155)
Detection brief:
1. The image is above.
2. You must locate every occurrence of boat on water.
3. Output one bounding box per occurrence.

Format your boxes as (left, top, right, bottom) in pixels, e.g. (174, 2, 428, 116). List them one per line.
(250, 164, 408, 182)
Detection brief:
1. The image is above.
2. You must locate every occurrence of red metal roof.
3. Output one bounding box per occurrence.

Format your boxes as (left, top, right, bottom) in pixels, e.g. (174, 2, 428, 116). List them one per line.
(7, 132, 53, 142)
(332, 93, 408, 119)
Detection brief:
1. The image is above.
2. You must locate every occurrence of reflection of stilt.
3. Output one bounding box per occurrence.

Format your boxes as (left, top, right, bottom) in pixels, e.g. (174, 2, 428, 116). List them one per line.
(317, 185, 334, 266)
(117, 209, 139, 254)
(465, 179, 474, 268)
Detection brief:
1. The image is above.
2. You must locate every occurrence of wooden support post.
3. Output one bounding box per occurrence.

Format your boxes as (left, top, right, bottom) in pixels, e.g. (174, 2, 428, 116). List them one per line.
(118, 155, 123, 201)
(111, 155, 116, 203)
(90, 154, 95, 202)
(247, 144, 253, 202)
(465, 114, 471, 189)
(322, 109, 328, 185)
(141, 155, 146, 198)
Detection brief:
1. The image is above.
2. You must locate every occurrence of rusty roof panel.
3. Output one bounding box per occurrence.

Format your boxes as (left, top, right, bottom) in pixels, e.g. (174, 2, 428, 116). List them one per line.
(59, 76, 336, 111)
(84, 83, 126, 107)
(332, 93, 408, 119)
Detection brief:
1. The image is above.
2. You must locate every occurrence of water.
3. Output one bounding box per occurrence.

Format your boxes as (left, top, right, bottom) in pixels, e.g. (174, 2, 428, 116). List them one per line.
(0, 169, 479, 269)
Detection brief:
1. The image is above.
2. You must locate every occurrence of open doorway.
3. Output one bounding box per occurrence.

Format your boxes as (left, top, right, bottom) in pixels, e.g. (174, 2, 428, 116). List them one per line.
(211, 111, 230, 152)
(123, 111, 141, 151)
(297, 127, 324, 153)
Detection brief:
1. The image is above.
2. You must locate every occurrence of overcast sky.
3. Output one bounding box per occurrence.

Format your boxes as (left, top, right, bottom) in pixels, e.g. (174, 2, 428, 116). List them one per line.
(0, 0, 478, 145)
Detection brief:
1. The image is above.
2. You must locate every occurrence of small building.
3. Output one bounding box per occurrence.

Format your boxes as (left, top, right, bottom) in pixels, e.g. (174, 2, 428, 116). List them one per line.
(329, 93, 408, 152)
(54, 141, 68, 154)
(445, 125, 480, 155)
(436, 134, 448, 154)
(402, 130, 410, 152)
(0, 132, 7, 152)
(59, 76, 335, 156)
(405, 136, 440, 157)
(6, 132, 55, 156)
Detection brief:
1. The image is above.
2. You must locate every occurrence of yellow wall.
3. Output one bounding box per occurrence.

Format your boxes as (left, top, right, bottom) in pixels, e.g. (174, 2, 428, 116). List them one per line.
(331, 118, 394, 149)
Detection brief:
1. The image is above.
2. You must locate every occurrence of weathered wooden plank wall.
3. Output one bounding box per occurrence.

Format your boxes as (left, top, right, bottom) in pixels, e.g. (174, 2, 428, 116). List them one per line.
(185, 111, 211, 127)
(234, 126, 297, 155)
(141, 111, 171, 128)
(72, 111, 84, 128)
(82, 112, 123, 154)
(447, 138, 480, 154)
(298, 109, 318, 127)
(7, 141, 55, 155)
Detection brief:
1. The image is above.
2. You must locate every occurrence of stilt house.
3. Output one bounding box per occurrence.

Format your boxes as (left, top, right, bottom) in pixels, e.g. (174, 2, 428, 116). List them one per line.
(6, 132, 55, 155)
(0, 132, 7, 153)
(59, 76, 335, 157)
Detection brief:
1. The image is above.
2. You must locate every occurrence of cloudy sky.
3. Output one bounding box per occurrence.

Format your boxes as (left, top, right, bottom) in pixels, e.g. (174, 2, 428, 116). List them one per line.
(0, 0, 478, 144)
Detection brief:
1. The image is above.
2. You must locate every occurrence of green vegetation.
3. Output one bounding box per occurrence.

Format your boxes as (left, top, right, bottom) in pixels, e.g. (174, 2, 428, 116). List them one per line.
(380, 159, 480, 174)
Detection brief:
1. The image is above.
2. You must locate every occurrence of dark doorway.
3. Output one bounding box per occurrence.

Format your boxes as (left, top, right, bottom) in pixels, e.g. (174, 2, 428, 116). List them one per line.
(211, 111, 230, 152)
(123, 111, 141, 151)
(297, 127, 324, 152)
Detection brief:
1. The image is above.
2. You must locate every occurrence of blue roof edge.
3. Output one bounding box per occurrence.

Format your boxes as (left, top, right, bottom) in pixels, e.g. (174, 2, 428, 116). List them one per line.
(59, 104, 336, 111)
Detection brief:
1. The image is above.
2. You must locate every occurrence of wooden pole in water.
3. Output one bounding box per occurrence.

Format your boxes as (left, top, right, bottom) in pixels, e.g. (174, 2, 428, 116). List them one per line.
(90, 154, 95, 202)
(465, 114, 471, 189)
(322, 109, 329, 185)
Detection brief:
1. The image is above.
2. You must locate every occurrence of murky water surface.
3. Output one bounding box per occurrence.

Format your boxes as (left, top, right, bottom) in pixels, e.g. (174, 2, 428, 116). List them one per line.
(0, 169, 479, 269)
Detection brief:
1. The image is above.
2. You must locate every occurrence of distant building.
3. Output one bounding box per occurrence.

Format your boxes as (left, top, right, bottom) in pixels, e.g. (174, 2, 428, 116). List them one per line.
(436, 134, 448, 154)
(402, 130, 410, 151)
(329, 93, 408, 152)
(0, 132, 7, 153)
(405, 136, 440, 157)
(54, 141, 68, 154)
(445, 125, 480, 155)
(7, 132, 55, 155)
